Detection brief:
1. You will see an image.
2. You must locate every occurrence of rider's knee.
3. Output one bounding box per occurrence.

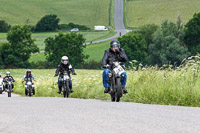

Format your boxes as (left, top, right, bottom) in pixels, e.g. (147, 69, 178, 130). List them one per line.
(104, 69, 110, 74)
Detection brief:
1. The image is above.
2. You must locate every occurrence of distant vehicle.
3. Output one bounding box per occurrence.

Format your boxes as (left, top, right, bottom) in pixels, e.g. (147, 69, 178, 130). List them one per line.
(94, 26, 108, 31)
(70, 28, 79, 32)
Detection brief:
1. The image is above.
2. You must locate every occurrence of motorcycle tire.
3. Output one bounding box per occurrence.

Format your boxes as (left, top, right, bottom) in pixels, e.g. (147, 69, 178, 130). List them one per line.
(33, 88, 35, 95)
(28, 89, 32, 97)
(115, 78, 121, 102)
(8, 92, 11, 97)
(111, 93, 115, 102)
(25, 89, 28, 96)
(63, 82, 69, 98)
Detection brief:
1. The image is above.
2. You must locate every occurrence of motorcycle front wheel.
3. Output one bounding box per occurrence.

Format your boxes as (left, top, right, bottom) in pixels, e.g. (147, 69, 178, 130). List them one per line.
(115, 78, 122, 102)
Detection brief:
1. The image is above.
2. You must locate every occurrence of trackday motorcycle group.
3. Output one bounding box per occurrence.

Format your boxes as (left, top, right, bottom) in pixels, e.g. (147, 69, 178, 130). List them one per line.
(0, 40, 128, 102)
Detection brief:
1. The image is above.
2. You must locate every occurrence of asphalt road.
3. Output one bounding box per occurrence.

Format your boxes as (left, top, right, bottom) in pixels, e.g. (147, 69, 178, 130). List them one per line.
(91, 0, 131, 44)
(0, 97, 200, 133)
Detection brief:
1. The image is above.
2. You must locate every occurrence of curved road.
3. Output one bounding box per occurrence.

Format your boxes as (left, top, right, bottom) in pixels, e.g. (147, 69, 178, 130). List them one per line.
(0, 97, 200, 133)
(91, 0, 130, 44)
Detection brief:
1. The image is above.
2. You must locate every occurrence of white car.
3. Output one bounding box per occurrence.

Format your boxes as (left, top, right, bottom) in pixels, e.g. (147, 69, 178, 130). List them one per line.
(70, 28, 79, 32)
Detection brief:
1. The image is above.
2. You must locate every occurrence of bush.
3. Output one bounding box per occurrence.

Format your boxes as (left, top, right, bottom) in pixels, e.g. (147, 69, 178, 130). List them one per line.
(184, 12, 200, 55)
(0, 20, 11, 32)
(58, 22, 90, 31)
(44, 32, 88, 68)
(0, 25, 39, 68)
(35, 14, 60, 32)
(118, 33, 148, 65)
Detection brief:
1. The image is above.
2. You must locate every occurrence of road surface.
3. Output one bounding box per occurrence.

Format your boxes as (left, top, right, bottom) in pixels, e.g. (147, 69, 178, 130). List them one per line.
(0, 97, 200, 133)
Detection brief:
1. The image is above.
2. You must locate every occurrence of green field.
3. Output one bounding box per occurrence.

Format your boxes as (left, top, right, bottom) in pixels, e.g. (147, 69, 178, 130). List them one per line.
(29, 39, 111, 63)
(84, 40, 110, 62)
(1, 61, 200, 107)
(0, 31, 115, 50)
(126, 0, 200, 27)
(0, 0, 111, 28)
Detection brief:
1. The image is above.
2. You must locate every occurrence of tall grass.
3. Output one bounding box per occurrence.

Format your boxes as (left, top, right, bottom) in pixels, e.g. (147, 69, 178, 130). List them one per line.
(2, 57, 200, 107)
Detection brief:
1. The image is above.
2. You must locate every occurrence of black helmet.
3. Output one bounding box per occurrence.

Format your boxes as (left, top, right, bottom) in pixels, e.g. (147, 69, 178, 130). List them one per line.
(26, 69, 31, 74)
(110, 40, 120, 48)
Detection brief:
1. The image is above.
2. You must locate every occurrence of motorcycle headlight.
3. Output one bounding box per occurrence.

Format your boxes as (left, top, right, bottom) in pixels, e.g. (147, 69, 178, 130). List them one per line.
(27, 82, 32, 85)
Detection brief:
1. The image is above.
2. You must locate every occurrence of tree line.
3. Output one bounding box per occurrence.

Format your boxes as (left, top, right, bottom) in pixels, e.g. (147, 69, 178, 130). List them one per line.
(1, 12, 200, 69)
(0, 14, 90, 33)
(119, 13, 200, 67)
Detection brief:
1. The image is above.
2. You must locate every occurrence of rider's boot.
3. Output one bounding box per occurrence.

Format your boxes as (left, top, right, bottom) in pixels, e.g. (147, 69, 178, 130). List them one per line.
(69, 86, 74, 93)
(33, 88, 35, 95)
(57, 86, 61, 94)
(122, 87, 128, 94)
(104, 87, 110, 93)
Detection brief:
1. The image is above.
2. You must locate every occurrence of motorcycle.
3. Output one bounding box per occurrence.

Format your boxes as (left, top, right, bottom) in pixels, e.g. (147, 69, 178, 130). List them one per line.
(4, 79, 14, 97)
(106, 62, 125, 102)
(61, 71, 71, 98)
(23, 78, 35, 97)
(0, 78, 4, 94)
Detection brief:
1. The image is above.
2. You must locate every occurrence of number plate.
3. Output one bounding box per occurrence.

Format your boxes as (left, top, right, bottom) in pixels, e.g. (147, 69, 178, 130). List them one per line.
(113, 65, 125, 75)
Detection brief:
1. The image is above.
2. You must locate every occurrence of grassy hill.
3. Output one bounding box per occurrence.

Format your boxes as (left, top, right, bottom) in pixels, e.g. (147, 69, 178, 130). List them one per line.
(0, 31, 115, 50)
(126, 0, 200, 27)
(0, 0, 111, 28)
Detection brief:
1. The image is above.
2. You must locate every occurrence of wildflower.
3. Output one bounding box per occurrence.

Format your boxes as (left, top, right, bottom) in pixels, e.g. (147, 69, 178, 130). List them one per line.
(139, 63, 143, 67)
(192, 68, 196, 71)
(142, 68, 146, 71)
(132, 60, 137, 63)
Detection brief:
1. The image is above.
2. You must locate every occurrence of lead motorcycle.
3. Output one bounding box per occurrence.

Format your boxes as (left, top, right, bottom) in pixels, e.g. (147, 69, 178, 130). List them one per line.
(106, 62, 125, 102)
(61, 71, 71, 98)
(4, 78, 14, 97)
(23, 78, 35, 97)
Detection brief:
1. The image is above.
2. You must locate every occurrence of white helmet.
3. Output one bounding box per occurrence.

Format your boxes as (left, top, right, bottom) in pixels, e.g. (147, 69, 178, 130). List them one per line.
(6, 72, 10, 76)
(61, 56, 69, 65)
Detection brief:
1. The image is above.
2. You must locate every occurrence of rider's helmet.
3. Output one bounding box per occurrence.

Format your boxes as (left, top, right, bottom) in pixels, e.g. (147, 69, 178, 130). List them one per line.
(6, 72, 10, 76)
(61, 56, 69, 65)
(110, 40, 120, 48)
(26, 69, 31, 74)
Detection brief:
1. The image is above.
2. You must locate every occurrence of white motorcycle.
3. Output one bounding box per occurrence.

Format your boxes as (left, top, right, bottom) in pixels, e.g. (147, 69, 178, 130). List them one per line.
(24, 78, 35, 97)
(0, 78, 4, 94)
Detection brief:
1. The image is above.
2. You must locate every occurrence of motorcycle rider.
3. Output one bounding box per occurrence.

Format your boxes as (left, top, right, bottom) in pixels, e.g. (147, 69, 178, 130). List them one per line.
(22, 69, 36, 95)
(3, 72, 15, 91)
(54, 56, 77, 94)
(102, 40, 128, 93)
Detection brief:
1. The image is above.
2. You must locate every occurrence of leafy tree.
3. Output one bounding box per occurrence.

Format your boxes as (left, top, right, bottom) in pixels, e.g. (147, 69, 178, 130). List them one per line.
(137, 24, 159, 50)
(149, 20, 190, 66)
(0, 20, 11, 32)
(0, 25, 39, 68)
(184, 12, 200, 55)
(44, 32, 88, 67)
(35, 14, 60, 32)
(118, 33, 147, 64)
